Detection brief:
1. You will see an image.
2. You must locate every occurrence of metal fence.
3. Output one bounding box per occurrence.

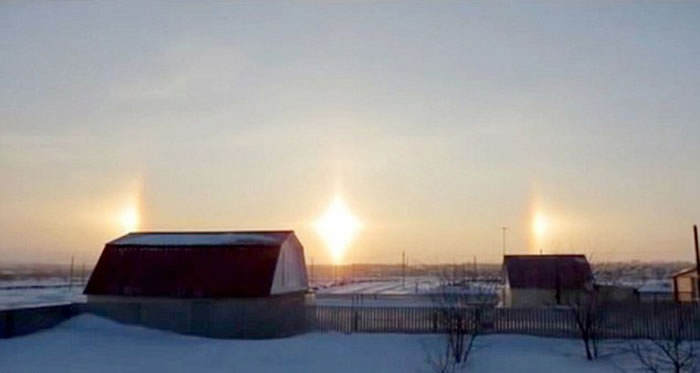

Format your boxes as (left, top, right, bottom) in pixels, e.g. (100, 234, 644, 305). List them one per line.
(308, 303, 700, 340)
(3, 302, 700, 340)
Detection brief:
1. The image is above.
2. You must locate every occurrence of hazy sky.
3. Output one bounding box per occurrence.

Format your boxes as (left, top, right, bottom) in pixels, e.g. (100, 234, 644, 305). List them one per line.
(1, 1, 699, 265)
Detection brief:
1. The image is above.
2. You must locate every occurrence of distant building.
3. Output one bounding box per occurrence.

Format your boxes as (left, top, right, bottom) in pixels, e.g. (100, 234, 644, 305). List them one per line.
(595, 284, 639, 304)
(84, 230, 309, 338)
(637, 281, 674, 303)
(672, 267, 699, 302)
(502, 255, 593, 308)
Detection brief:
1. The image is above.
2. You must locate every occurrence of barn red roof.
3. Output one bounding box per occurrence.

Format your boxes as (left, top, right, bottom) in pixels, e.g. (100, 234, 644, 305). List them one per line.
(84, 231, 298, 298)
(503, 255, 593, 290)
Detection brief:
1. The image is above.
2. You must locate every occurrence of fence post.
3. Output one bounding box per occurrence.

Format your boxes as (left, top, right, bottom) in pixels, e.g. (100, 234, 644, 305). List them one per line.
(353, 310, 359, 332)
(475, 308, 481, 333)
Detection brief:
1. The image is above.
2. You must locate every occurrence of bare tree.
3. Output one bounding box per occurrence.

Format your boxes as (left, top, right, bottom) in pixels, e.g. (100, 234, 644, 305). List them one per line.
(567, 262, 641, 361)
(567, 288, 606, 360)
(424, 265, 495, 373)
(629, 304, 698, 373)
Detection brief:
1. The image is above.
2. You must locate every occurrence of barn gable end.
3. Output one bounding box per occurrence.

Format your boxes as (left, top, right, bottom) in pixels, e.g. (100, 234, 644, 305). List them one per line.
(269, 234, 309, 295)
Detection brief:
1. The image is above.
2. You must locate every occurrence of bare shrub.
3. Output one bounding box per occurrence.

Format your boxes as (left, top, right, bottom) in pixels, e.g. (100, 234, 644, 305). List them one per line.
(425, 266, 495, 373)
(568, 289, 606, 360)
(568, 262, 639, 360)
(629, 304, 698, 373)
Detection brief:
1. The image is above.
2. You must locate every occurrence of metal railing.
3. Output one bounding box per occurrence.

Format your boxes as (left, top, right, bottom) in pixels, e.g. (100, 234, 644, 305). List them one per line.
(308, 303, 700, 340)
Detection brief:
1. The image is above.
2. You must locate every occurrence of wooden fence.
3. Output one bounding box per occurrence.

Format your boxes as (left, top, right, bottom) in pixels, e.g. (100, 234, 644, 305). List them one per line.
(308, 303, 700, 340)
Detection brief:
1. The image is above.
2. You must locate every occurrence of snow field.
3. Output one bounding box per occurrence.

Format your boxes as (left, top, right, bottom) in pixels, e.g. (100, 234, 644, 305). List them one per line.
(0, 314, 642, 373)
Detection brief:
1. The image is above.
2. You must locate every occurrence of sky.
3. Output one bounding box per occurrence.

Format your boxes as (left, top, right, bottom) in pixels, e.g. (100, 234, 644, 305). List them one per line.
(1, 1, 699, 265)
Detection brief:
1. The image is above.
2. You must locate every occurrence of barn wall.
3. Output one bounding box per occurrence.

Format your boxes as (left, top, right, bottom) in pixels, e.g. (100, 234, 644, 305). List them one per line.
(269, 236, 308, 295)
(508, 289, 556, 307)
(503, 286, 511, 307)
(502, 269, 511, 307)
(84, 293, 310, 339)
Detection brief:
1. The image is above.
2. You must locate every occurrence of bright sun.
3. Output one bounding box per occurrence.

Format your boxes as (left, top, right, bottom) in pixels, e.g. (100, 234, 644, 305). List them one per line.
(314, 196, 361, 264)
(119, 206, 140, 233)
(532, 212, 549, 238)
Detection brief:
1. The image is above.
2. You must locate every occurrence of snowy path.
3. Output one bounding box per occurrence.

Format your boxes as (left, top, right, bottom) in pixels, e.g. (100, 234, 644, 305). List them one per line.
(0, 315, 637, 373)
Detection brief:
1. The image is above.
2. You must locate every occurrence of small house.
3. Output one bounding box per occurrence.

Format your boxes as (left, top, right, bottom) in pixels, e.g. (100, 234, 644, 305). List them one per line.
(502, 254, 593, 307)
(595, 284, 639, 304)
(672, 267, 699, 302)
(637, 281, 674, 303)
(84, 230, 309, 338)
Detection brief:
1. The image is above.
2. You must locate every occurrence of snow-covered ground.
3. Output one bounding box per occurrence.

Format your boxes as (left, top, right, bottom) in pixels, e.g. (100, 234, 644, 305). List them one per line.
(635, 279, 673, 293)
(0, 314, 642, 373)
(316, 277, 500, 295)
(315, 293, 437, 307)
(315, 277, 441, 295)
(0, 280, 85, 310)
(314, 278, 500, 306)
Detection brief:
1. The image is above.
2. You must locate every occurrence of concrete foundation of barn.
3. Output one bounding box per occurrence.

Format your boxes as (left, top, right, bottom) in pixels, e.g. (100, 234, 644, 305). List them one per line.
(83, 292, 310, 339)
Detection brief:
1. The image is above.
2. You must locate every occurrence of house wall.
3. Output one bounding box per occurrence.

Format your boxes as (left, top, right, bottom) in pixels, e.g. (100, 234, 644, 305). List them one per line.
(84, 293, 310, 339)
(508, 289, 556, 307)
(675, 273, 699, 302)
(639, 291, 675, 303)
(507, 289, 590, 308)
(597, 285, 639, 304)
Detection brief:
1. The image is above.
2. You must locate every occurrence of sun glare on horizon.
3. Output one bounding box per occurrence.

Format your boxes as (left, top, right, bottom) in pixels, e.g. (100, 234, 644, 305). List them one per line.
(531, 212, 550, 250)
(119, 205, 140, 233)
(314, 196, 361, 264)
(533, 213, 549, 238)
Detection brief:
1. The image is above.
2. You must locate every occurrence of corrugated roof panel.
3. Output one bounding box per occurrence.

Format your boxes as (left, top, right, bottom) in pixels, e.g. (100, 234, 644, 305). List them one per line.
(109, 231, 291, 246)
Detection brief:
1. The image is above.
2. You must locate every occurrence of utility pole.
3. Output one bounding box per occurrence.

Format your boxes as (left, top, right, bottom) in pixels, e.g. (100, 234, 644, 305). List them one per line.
(310, 257, 314, 286)
(694, 225, 699, 302)
(68, 256, 74, 292)
(81, 263, 86, 287)
(501, 227, 508, 256)
(401, 251, 406, 288)
(333, 261, 338, 284)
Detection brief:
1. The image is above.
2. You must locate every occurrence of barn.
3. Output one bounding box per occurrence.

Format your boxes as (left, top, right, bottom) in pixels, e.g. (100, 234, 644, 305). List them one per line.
(83, 230, 309, 338)
(502, 254, 594, 308)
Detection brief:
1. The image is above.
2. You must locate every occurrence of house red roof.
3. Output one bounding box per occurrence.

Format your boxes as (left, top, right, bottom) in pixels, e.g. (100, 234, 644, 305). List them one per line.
(84, 231, 298, 298)
(503, 255, 593, 290)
